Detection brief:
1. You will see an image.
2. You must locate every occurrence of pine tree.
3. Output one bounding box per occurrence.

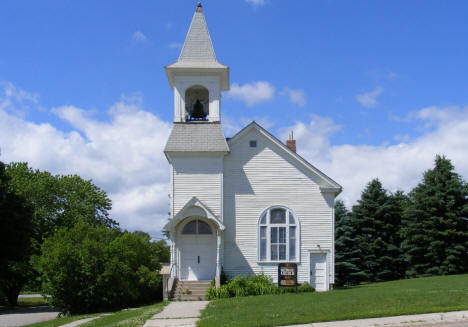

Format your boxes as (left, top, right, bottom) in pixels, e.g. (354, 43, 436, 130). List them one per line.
(349, 179, 406, 282)
(334, 200, 365, 286)
(378, 190, 407, 281)
(402, 155, 468, 277)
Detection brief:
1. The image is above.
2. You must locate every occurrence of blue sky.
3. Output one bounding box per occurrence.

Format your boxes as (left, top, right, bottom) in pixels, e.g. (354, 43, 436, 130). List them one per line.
(1, 1, 468, 236)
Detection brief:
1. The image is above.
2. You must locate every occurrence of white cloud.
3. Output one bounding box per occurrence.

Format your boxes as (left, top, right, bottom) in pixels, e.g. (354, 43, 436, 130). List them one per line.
(0, 87, 171, 237)
(279, 115, 341, 162)
(227, 81, 275, 106)
(356, 86, 384, 108)
(245, 0, 266, 6)
(286, 105, 468, 208)
(132, 31, 147, 42)
(0, 81, 40, 117)
(3, 83, 468, 238)
(281, 87, 306, 107)
(222, 114, 275, 137)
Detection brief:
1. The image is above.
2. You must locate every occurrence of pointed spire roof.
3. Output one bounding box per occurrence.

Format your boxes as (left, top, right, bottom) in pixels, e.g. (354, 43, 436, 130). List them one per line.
(178, 3, 217, 63)
(165, 3, 230, 90)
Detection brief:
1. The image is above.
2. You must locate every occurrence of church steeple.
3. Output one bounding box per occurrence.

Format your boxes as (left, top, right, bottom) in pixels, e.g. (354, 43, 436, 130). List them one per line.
(178, 2, 217, 63)
(165, 3, 229, 123)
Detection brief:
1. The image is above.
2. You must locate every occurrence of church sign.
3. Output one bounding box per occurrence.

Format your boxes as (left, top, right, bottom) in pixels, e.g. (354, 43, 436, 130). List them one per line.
(278, 263, 297, 287)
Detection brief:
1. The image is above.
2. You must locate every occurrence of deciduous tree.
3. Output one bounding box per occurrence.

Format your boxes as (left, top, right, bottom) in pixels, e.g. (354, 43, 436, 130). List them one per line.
(38, 222, 164, 314)
(0, 161, 33, 305)
(3, 162, 118, 300)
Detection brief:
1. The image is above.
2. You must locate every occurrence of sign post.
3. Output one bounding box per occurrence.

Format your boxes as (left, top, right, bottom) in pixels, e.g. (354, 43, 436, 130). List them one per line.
(278, 263, 298, 292)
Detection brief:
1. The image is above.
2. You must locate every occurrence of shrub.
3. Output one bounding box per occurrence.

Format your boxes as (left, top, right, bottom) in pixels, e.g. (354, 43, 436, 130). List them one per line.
(206, 273, 314, 300)
(37, 221, 165, 314)
(297, 282, 315, 293)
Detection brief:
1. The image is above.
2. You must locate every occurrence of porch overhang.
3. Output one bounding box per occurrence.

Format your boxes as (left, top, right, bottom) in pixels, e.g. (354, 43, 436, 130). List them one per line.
(163, 196, 226, 231)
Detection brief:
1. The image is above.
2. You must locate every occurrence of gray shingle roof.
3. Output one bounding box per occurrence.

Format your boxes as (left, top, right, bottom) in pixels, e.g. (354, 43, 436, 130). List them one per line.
(164, 4, 230, 91)
(164, 123, 229, 153)
(179, 5, 217, 63)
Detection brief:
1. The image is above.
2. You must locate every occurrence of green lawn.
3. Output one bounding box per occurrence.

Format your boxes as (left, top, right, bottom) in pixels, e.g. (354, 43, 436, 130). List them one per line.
(198, 274, 468, 327)
(22, 302, 166, 327)
(80, 302, 166, 327)
(22, 313, 100, 327)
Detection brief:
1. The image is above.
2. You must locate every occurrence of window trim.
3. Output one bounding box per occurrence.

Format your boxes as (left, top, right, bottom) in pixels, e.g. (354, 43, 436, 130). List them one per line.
(257, 206, 300, 263)
(181, 218, 213, 235)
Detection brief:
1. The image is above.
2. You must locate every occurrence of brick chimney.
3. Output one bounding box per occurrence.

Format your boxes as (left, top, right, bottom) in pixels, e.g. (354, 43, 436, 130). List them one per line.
(286, 131, 296, 152)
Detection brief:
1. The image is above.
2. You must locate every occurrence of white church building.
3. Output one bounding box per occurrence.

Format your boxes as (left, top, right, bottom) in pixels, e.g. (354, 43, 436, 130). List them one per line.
(163, 4, 341, 296)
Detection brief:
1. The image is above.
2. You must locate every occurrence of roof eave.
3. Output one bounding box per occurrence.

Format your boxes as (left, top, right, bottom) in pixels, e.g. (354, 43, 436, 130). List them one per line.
(164, 150, 229, 159)
(165, 65, 230, 91)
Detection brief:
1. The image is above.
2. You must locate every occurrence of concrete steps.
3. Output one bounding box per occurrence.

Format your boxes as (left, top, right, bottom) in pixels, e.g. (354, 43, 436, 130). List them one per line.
(172, 280, 211, 301)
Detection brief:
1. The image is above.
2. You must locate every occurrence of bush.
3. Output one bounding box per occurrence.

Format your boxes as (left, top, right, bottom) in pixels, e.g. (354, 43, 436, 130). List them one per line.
(206, 273, 315, 300)
(37, 221, 165, 314)
(297, 282, 315, 293)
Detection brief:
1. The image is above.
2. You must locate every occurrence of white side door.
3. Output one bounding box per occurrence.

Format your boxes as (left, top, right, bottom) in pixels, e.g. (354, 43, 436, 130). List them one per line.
(310, 253, 328, 291)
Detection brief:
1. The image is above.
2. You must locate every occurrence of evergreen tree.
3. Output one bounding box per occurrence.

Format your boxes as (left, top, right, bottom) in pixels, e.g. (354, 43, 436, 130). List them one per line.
(378, 190, 407, 280)
(349, 179, 406, 282)
(334, 200, 365, 286)
(402, 155, 468, 277)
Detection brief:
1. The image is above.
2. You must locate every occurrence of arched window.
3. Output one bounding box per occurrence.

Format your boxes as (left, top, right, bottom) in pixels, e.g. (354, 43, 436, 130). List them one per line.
(185, 85, 209, 121)
(182, 219, 212, 235)
(258, 207, 299, 262)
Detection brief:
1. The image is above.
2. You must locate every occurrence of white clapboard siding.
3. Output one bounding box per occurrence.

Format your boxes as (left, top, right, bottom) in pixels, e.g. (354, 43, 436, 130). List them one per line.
(223, 128, 334, 284)
(172, 156, 223, 217)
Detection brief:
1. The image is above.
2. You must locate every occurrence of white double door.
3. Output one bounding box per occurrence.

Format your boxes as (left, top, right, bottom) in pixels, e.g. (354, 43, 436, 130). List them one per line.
(310, 253, 328, 291)
(179, 234, 216, 281)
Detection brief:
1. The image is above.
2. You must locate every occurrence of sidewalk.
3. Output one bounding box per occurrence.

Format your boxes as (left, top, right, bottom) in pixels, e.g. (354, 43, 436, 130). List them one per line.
(143, 301, 209, 327)
(280, 310, 468, 327)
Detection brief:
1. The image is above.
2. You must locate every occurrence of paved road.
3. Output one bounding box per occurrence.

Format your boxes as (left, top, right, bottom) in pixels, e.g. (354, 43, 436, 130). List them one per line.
(17, 295, 43, 299)
(0, 306, 59, 327)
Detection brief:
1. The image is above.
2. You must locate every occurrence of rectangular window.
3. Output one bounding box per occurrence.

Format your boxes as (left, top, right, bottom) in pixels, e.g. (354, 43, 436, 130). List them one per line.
(260, 226, 267, 260)
(279, 244, 286, 260)
(279, 227, 286, 243)
(270, 227, 287, 261)
(271, 245, 278, 260)
(289, 226, 296, 260)
(271, 227, 278, 243)
(249, 140, 257, 147)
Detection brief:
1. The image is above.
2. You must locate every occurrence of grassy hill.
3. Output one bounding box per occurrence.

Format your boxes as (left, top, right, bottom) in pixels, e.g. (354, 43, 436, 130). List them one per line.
(198, 274, 468, 327)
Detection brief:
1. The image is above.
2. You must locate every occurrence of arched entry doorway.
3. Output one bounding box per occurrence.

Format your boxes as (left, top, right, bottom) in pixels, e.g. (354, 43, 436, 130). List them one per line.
(178, 218, 216, 280)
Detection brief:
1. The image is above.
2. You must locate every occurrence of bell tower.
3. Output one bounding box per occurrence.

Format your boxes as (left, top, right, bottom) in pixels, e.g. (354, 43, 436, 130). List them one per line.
(163, 4, 229, 288)
(165, 3, 229, 123)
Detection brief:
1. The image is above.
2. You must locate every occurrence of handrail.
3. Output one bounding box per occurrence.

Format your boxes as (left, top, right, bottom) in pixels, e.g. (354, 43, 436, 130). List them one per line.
(166, 263, 176, 300)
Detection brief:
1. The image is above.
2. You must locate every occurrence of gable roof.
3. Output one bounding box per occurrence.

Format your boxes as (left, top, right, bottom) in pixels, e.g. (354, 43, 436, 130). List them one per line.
(164, 122, 229, 153)
(228, 121, 342, 194)
(164, 196, 226, 231)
